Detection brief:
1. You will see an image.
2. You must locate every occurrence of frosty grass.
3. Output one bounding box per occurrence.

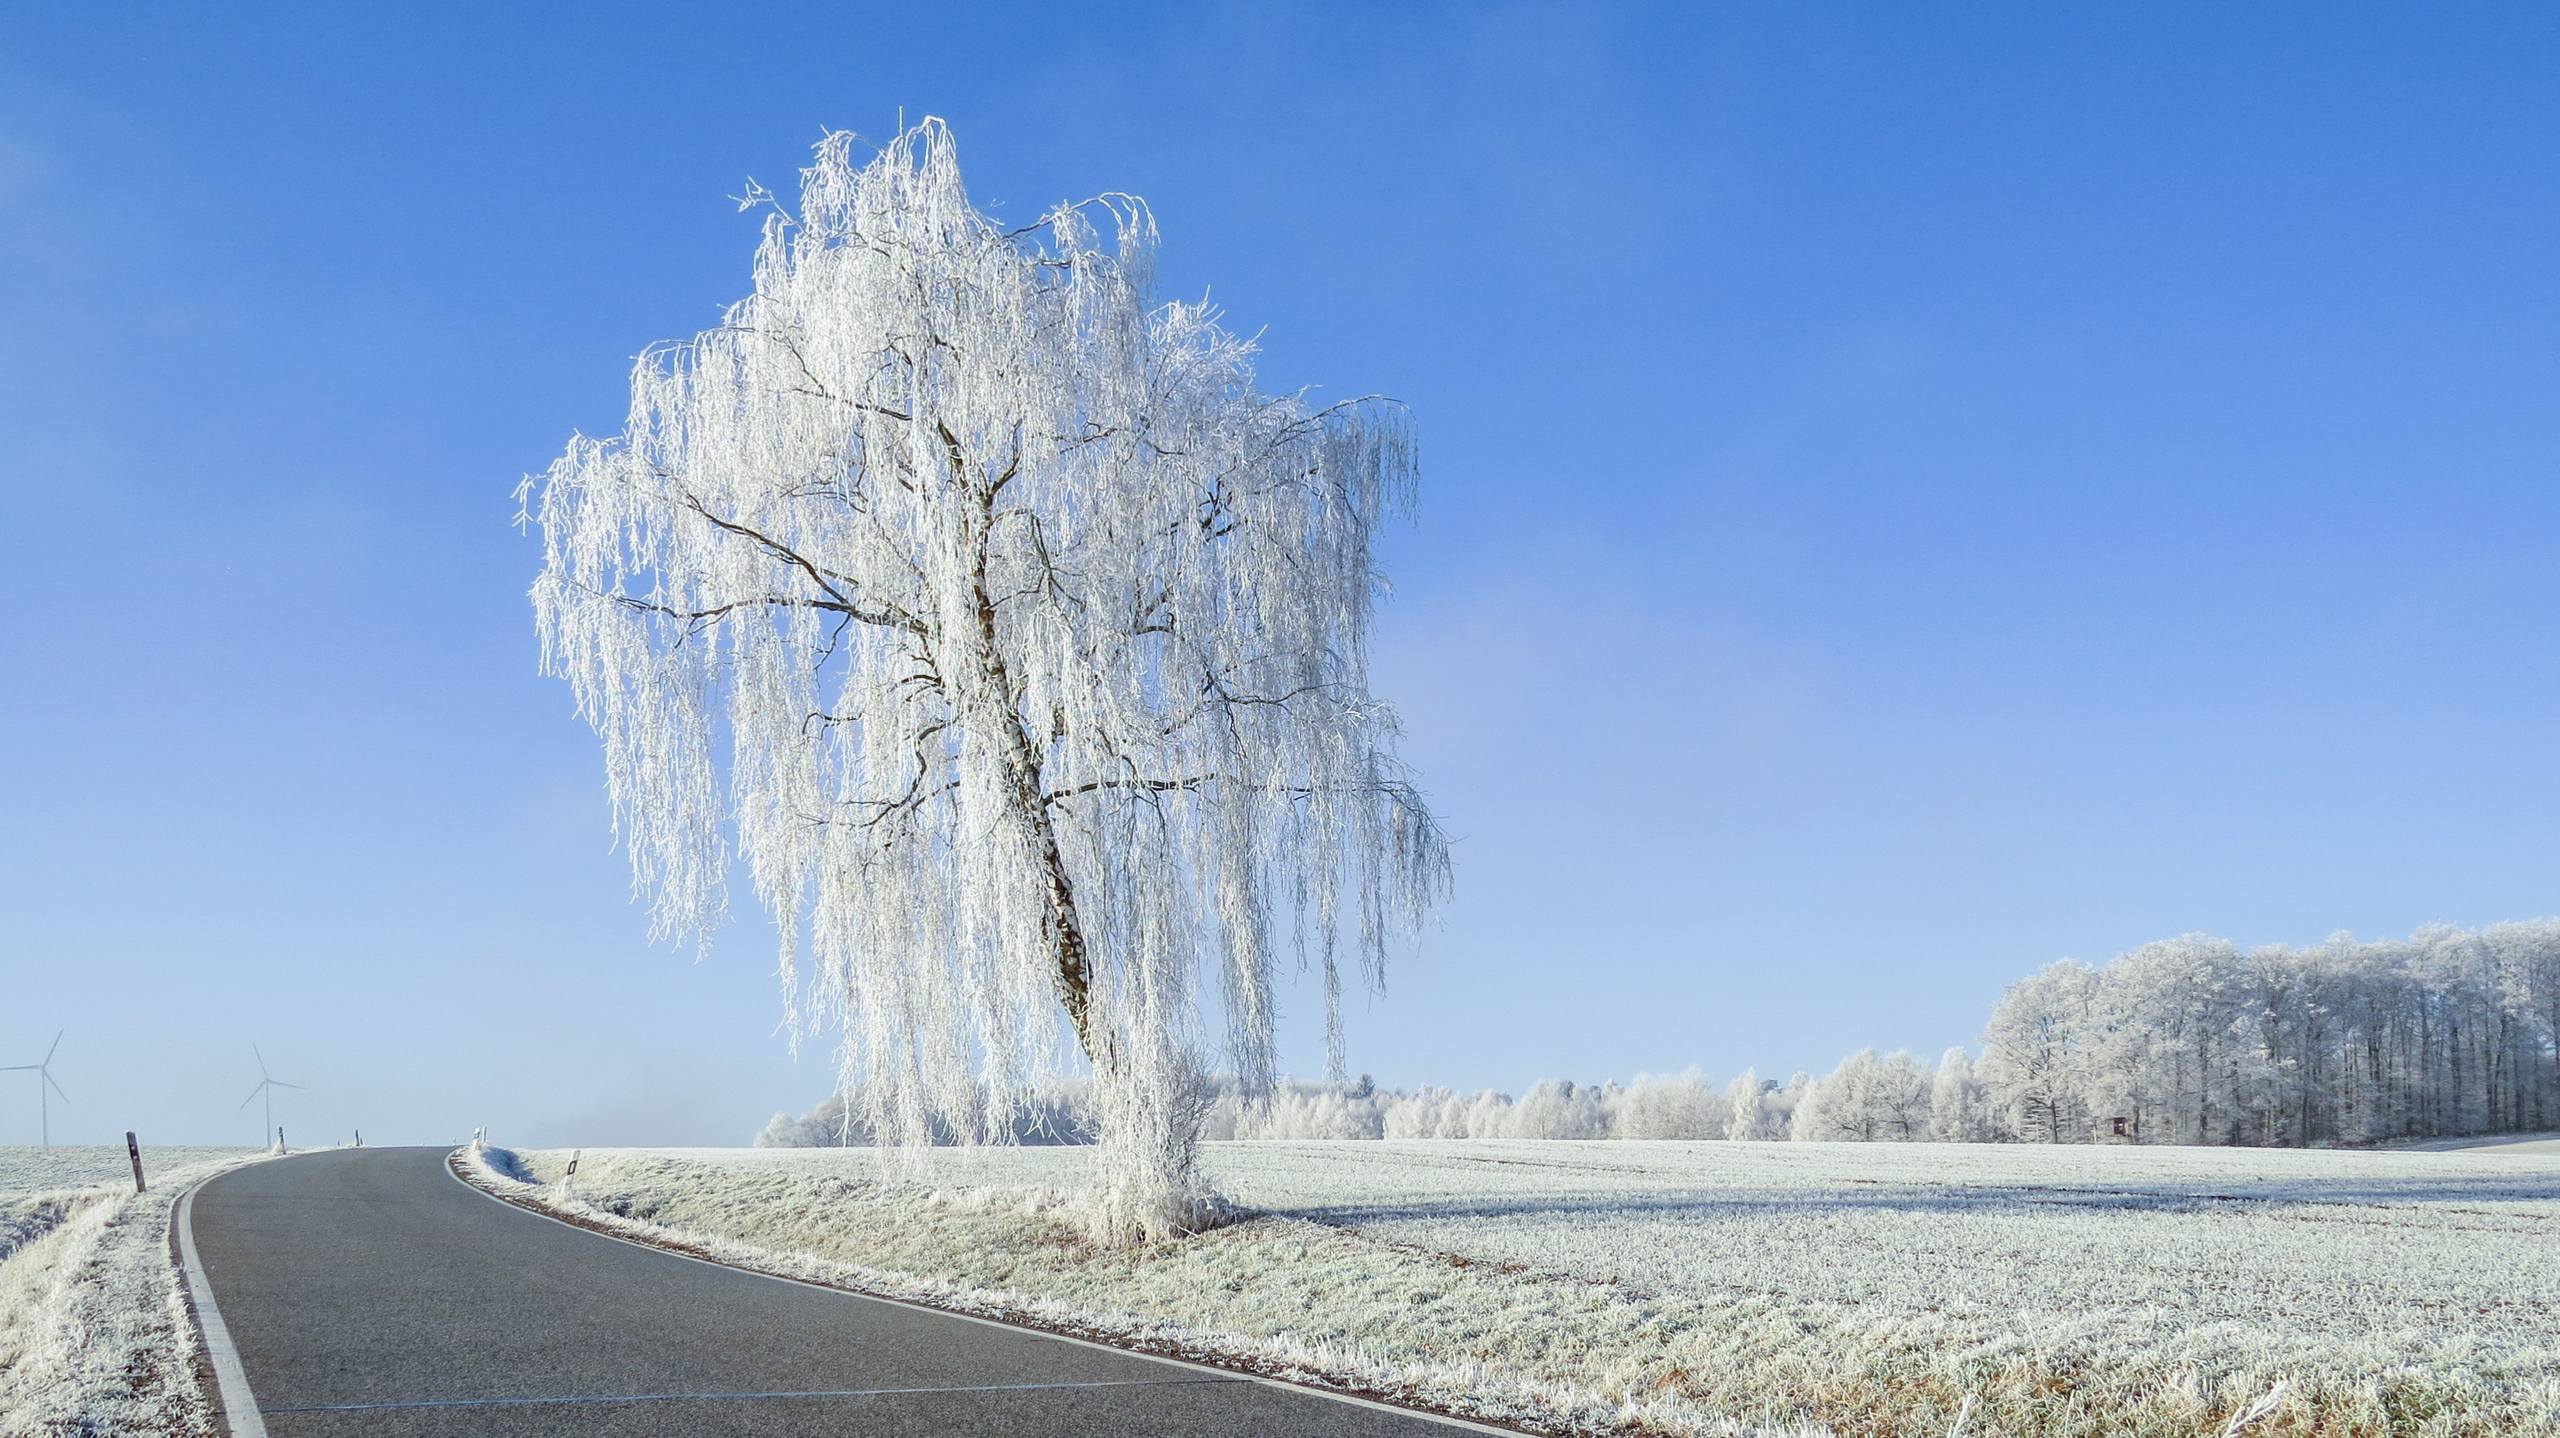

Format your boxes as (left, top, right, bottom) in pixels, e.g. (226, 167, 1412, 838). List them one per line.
(466, 1138, 2560, 1437)
(0, 1146, 259, 1436)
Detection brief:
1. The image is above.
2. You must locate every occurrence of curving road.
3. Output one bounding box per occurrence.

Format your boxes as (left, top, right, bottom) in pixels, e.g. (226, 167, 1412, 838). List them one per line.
(182, 1147, 1483, 1437)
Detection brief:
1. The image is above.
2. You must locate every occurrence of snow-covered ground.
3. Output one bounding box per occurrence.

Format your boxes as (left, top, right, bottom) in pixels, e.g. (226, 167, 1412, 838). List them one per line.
(2, 1145, 247, 1272)
(0, 1147, 245, 1197)
(2388, 1131, 2560, 1155)
(0, 1146, 259, 1437)
(469, 1139, 2560, 1437)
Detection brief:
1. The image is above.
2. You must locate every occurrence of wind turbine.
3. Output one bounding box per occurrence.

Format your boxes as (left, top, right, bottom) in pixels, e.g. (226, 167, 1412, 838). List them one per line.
(1, 1030, 68, 1149)
(240, 1045, 304, 1151)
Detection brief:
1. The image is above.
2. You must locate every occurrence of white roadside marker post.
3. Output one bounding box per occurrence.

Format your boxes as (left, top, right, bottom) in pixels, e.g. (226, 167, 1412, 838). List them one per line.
(276, 1126, 287, 1155)
(126, 1131, 146, 1194)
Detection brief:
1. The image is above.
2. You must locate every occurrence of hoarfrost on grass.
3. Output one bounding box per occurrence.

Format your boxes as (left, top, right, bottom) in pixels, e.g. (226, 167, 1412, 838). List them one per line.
(472, 1139, 2560, 1437)
(0, 1147, 244, 1201)
(0, 1147, 259, 1437)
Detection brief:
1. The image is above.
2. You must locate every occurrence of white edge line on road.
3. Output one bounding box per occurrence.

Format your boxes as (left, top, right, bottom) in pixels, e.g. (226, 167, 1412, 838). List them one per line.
(441, 1151, 1519, 1436)
(177, 1177, 270, 1438)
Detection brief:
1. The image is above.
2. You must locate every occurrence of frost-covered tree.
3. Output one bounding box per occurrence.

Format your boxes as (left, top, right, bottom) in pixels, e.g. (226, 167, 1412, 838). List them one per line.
(1381, 1085, 1463, 1139)
(1509, 1079, 1613, 1139)
(1871, 1050, 1935, 1139)
(756, 1080, 1096, 1147)
(1979, 961, 2098, 1143)
(1928, 1047, 1993, 1142)
(1965, 921, 2559, 1148)
(1226, 1080, 1387, 1140)
(2089, 934, 2240, 1144)
(1465, 1088, 1516, 1138)
(1722, 1067, 1776, 1140)
(1612, 1068, 1728, 1140)
(1430, 1090, 1475, 1137)
(1787, 1054, 1855, 1141)
(524, 121, 1448, 1241)
(1792, 1049, 1931, 1142)
(1772, 1071, 1813, 1134)
(2489, 919, 2560, 1129)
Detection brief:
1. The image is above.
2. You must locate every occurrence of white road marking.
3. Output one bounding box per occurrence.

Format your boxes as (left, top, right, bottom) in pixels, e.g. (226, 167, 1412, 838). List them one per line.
(177, 1180, 270, 1438)
(443, 1151, 1520, 1435)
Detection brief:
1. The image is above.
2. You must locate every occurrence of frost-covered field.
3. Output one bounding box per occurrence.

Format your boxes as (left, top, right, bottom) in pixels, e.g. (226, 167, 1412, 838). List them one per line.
(1, 1146, 244, 1202)
(2392, 1131, 2560, 1155)
(0, 1146, 258, 1437)
(1, 1146, 244, 1270)
(474, 1139, 2560, 1437)
(1213, 1141, 2560, 1343)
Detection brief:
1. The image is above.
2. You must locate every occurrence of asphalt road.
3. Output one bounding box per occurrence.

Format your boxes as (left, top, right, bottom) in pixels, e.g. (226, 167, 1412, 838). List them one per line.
(184, 1147, 1480, 1437)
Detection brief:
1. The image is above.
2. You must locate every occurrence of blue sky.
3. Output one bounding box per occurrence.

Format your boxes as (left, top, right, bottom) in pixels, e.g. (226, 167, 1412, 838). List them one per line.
(3, 4, 2555, 1148)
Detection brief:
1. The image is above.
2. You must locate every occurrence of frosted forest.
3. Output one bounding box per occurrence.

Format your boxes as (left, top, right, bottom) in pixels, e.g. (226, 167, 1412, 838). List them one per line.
(760, 916, 2560, 1150)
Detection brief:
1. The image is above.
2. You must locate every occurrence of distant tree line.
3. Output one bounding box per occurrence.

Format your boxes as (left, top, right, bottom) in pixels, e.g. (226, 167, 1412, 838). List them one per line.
(757, 919, 2560, 1149)
(1978, 921, 2560, 1146)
